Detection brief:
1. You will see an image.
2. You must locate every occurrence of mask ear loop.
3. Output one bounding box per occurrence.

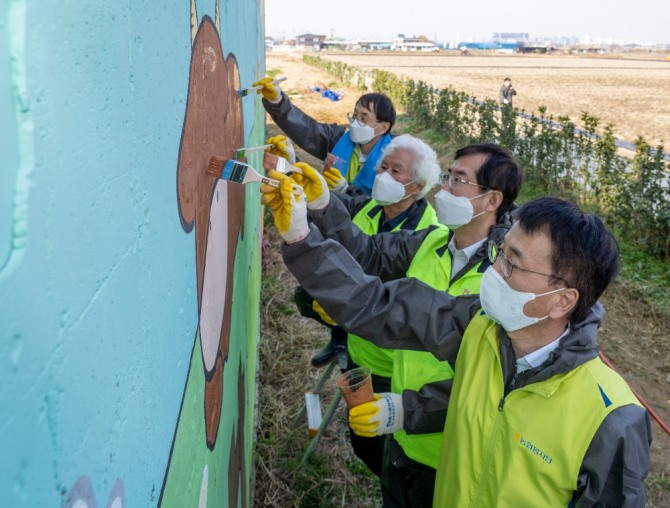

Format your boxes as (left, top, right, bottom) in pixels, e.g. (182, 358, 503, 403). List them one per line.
(468, 190, 494, 220)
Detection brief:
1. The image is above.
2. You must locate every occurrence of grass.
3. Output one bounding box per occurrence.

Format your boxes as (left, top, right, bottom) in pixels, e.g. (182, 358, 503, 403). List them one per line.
(254, 211, 382, 507)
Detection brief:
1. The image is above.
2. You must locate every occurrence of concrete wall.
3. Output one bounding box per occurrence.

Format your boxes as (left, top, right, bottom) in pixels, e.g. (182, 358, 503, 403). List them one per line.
(1, 1, 265, 506)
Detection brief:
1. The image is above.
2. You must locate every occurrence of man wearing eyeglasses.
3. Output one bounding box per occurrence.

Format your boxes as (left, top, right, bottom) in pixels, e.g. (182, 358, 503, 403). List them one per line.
(253, 76, 395, 196)
(262, 143, 523, 507)
(264, 177, 651, 506)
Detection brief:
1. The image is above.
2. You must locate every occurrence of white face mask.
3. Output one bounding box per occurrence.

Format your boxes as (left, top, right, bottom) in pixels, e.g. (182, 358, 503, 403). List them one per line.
(434, 189, 490, 229)
(479, 267, 564, 332)
(349, 121, 379, 144)
(371, 171, 414, 205)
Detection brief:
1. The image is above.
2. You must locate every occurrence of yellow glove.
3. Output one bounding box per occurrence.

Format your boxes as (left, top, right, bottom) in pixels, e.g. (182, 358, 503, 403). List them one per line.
(260, 170, 309, 243)
(266, 135, 296, 164)
(252, 76, 282, 103)
(290, 162, 330, 210)
(312, 300, 336, 326)
(349, 393, 404, 437)
(322, 167, 348, 192)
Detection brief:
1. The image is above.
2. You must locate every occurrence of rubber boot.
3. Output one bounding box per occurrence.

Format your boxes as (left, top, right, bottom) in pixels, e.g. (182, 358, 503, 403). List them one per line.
(311, 326, 348, 367)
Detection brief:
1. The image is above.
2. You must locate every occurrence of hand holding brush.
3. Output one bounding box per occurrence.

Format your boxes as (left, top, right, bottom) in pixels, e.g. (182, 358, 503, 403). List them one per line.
(260, 170, 310, 243)
(241, 76, 287, 100)
(288, 162, 331, 210)
(265, 135, 296, 164)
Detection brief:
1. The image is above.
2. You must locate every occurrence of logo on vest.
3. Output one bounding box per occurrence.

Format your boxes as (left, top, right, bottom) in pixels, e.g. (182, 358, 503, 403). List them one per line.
(514, 432, 553, 465)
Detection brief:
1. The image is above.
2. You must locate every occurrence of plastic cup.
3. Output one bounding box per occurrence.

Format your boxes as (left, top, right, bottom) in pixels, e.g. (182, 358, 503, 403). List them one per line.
(337, 367, 374, 408)
(323, 153, 348, 174)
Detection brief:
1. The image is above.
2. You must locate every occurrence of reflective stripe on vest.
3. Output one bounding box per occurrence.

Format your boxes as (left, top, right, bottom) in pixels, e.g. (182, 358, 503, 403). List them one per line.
(433, 314, 642, 507)
(392, 226, 485, 468)
(347, 200, 438, 377)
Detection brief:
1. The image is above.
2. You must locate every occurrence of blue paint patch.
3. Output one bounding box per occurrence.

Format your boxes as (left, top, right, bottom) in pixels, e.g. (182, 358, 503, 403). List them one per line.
(598, 384, 612, 408)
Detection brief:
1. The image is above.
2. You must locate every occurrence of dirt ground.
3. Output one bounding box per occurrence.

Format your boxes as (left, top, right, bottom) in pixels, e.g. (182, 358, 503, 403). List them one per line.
(256, 52, 670, 506)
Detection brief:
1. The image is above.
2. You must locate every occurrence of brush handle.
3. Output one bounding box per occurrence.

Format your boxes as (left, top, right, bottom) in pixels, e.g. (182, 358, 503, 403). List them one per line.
(263, 153, 303, 175)
(260, 176, 281, 188)
(259, 176, 303, 196)
(241, 143, 274, 153)
(242, 77, 287, 93)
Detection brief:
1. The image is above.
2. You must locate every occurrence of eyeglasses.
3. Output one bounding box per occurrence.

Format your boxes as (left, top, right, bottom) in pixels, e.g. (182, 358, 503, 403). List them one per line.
(487, 240, 569, 286)
(347, 111, 378, 127)
(439, 171, 489, 190)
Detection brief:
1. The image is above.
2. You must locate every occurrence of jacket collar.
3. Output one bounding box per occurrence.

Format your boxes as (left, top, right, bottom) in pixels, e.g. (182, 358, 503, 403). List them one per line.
(498, 301, 604, 392)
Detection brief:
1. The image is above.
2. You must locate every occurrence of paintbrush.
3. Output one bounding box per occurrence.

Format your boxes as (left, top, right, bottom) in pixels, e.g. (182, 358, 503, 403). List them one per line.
(207, 156, 280, 187)
(238, 77, 287, 97)
(234, 143, 274, 159)
(262, 152, 304, 175)
(207, 156, 303, 196)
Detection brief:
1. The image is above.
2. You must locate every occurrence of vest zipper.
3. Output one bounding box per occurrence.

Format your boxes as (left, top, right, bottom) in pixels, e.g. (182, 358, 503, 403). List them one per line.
(473, 395, 506, 507)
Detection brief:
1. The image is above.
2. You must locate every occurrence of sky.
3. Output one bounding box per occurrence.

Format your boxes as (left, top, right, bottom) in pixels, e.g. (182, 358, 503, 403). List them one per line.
(264, 0, 669, 45)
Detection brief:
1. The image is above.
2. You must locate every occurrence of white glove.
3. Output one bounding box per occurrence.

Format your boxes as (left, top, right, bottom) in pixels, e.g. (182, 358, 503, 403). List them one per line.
(252, 76, 282, 103)
(503, 99, 509, 104)
(260, 170, 309, 243)
(290, 162, 330, 210)
(348, 392, 404, 437)
(266, 135, 296, 165)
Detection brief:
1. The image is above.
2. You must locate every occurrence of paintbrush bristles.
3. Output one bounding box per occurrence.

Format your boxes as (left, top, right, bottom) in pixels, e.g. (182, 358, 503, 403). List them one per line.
(206, 156, 230, 179)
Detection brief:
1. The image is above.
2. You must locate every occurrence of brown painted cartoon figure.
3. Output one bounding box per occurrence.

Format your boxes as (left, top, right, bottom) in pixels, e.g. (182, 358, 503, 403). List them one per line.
(176, 15, 245, 450)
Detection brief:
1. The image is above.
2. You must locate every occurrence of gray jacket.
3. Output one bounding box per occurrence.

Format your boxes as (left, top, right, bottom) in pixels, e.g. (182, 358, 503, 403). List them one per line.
(282, 225, 651, 507)
(310, 194, 512, 434)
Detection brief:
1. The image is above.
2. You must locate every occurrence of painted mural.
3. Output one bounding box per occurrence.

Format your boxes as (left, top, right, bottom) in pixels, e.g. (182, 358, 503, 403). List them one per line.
(1, 0, 264, 506)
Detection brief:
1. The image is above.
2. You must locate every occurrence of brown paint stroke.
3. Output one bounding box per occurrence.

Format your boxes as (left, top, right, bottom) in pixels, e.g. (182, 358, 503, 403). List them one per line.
(228, 356, 248, 508)
(176, 15, 245, 450)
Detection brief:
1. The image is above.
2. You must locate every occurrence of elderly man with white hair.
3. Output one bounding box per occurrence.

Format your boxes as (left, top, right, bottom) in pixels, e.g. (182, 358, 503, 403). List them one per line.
(292, 133, 441, 477)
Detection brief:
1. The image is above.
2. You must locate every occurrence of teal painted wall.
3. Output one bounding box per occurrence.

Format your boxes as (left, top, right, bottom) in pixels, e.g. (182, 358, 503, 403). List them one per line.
(1, 1, 265, 506)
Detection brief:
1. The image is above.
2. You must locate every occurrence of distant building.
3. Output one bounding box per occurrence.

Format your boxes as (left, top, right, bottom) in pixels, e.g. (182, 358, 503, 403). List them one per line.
(296, 33, 327, 50)
(353, 39, 393, 50)
(392, 35, 439, 52)
(322, 39, 351, 50)
(459, 41, 519, 52)
(493, 32, 529, 43)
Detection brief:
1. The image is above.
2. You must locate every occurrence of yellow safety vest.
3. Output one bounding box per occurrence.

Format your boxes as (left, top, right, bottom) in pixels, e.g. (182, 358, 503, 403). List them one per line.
(433, 314, 642, 507)
(393, 227, 485, 468)
(347, 199, 438, 377)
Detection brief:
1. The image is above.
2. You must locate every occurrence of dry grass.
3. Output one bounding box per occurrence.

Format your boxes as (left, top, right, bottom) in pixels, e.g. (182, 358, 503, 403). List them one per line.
(254, 212, 382, 508)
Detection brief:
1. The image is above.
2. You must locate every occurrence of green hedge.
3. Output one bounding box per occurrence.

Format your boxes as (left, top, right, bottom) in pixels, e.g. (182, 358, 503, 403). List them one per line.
(303, 55, 670, 261)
